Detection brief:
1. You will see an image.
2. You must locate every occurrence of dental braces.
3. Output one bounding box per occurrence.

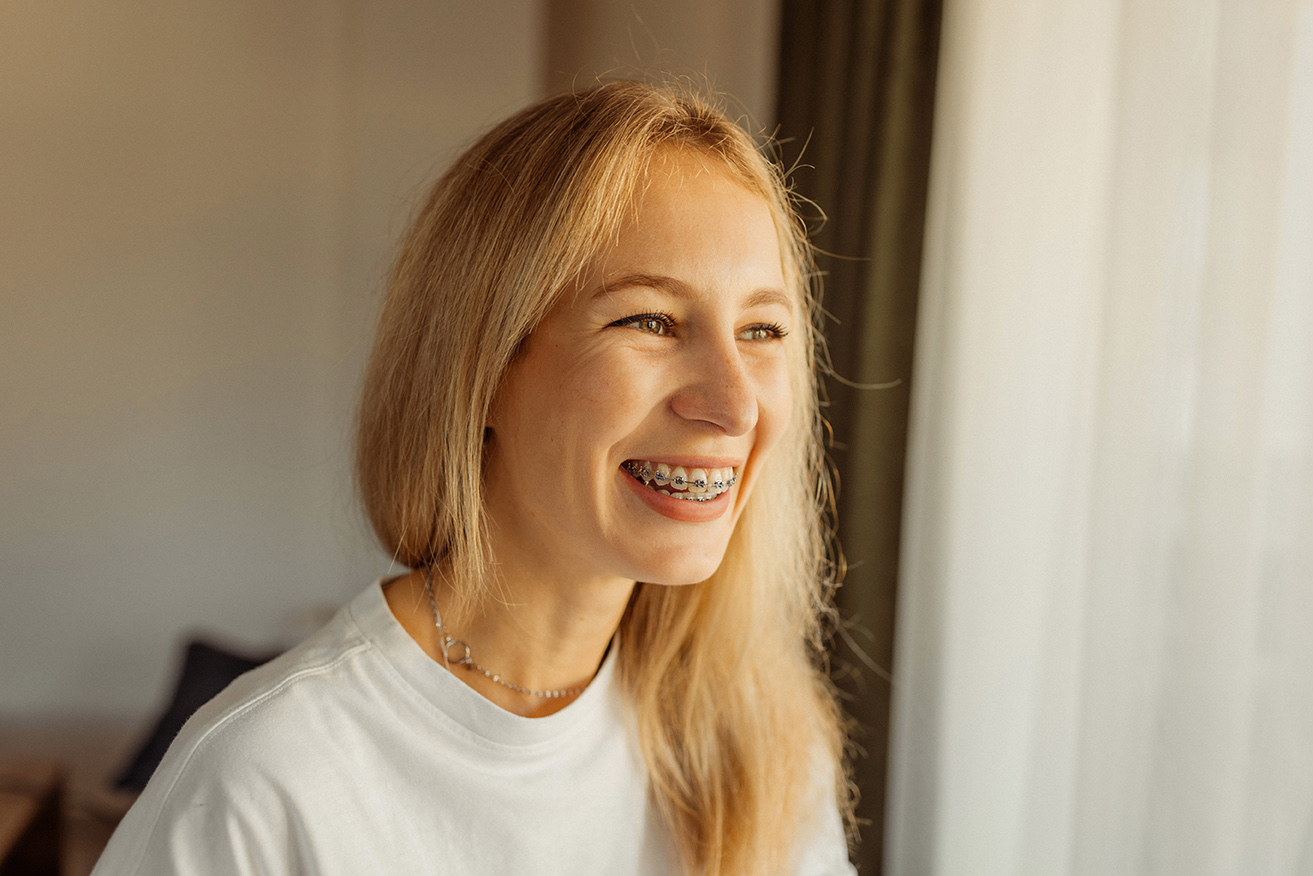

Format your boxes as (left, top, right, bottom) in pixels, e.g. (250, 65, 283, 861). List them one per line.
(623, 461, 738, 500)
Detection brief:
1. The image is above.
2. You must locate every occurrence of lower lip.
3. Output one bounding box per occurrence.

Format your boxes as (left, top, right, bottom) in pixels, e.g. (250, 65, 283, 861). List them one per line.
(619, 468, 734, 522)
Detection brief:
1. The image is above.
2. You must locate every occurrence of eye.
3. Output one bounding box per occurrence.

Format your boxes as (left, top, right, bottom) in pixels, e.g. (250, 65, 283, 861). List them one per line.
(611, 312, 676, 336)
(737, 323, 789, 341)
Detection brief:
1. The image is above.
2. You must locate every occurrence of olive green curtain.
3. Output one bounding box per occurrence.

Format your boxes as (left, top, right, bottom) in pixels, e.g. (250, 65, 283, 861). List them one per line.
(775, 1, 942, 870)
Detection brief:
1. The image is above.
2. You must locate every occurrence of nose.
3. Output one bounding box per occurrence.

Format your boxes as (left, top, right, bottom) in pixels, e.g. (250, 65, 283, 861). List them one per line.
(669, 337, 758, 436)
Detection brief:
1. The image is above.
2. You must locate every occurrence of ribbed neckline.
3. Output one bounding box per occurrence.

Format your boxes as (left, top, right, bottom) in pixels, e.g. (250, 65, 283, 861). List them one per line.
(346, 580, 619, 749)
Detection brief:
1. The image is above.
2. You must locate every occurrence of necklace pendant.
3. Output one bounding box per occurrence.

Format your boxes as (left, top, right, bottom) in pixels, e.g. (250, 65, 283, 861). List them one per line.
(425, 571, 588, 699)
(440, 634, 473, 666)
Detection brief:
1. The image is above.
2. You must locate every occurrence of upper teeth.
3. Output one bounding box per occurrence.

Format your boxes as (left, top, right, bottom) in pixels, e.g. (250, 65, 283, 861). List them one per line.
(624, 460, 738, 501)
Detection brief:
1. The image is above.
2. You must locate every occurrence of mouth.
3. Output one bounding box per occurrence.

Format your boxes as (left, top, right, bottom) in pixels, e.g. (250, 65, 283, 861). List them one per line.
(621, 460, 739, 502)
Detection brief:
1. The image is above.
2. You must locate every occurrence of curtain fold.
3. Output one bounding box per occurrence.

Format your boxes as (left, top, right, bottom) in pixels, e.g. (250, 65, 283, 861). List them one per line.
(776, 1, 943, 871)
(890, 1, 1313, 873)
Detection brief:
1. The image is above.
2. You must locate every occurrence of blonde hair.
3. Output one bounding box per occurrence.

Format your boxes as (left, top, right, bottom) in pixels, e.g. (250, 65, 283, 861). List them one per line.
(356, 80, 852, 873)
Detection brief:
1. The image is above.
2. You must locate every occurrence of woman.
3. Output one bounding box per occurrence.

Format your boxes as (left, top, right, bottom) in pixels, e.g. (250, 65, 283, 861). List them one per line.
(94, 80, 855, 875)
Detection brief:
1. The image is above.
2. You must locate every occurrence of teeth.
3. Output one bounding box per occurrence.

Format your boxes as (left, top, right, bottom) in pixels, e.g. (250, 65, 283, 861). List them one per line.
(623, 460, 738, 500)
(688, 469, 708, 494)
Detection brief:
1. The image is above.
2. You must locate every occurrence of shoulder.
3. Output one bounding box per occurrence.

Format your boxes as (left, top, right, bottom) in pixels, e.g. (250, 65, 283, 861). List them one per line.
(791, 755, 857, 876)
(92, 600, 382, 875)
(179, 603, 376, 764)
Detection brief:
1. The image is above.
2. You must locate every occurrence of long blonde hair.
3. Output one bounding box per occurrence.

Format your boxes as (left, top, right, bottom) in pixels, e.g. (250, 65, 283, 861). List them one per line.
(356, 80, 852, 873)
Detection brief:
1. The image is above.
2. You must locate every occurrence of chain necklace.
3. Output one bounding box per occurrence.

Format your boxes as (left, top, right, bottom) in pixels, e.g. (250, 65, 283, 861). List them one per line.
(423, 573, 588, 700)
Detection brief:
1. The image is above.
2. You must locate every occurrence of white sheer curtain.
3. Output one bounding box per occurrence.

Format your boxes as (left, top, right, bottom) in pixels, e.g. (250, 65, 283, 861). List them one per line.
(887, 1, 1313, 874)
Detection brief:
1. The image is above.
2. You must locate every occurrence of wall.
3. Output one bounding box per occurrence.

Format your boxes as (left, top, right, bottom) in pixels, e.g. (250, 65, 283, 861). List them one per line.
(544, 0, 781, 130)
(0, 0, 779, 723)
(0, 0, 542, 718)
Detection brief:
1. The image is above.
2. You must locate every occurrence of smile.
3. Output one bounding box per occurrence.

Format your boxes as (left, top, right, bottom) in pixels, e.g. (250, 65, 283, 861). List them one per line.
(622, 460, 739, 502)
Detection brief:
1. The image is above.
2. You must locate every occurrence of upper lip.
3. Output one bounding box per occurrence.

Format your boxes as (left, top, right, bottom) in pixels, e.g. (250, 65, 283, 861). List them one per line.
(622, 456, 746, 469)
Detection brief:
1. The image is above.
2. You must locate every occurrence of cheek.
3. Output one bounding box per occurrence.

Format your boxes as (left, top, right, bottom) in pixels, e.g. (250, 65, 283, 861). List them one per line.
(569, 347, 656, 417)
(755, 359, 794, 453)
(504, 351, 648, 462)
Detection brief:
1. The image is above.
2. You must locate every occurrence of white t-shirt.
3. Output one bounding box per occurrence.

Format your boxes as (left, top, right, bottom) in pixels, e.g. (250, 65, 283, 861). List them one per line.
(93, 582, 854, 875)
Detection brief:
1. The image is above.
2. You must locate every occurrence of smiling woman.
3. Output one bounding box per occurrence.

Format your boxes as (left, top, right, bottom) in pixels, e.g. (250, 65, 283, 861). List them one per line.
(482, 150, 793, 587)
(92, 81, 855, 876)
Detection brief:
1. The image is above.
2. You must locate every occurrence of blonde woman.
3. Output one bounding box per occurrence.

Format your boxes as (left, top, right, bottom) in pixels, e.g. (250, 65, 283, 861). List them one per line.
(94, 81, 856, 875)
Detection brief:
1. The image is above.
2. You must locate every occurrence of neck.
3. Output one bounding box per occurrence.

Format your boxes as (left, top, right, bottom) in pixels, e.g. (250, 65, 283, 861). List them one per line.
(385, 562, 635, 718)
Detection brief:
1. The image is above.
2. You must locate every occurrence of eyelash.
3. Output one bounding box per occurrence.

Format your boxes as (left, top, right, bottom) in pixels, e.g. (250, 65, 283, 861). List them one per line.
(610, 312, 789, 341)
(614, 312, 676, 335)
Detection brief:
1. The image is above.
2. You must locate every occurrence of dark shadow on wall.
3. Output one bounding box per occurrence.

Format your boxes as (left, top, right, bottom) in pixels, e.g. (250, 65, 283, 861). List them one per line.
(775, 0, 944, 871)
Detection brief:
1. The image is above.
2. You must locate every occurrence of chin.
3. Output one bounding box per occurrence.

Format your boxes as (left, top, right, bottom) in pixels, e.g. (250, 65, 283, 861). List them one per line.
(627, 543, 731, 588)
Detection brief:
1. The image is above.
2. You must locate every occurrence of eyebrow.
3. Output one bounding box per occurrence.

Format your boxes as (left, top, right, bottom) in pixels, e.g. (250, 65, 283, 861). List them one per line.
(592, 272, 793, 312)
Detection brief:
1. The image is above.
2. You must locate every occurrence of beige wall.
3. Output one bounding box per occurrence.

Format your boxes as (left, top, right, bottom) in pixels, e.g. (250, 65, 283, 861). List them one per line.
(544, 0, 780, 130)
(0, 0, 541, 717)
(1, 0, 779, 721)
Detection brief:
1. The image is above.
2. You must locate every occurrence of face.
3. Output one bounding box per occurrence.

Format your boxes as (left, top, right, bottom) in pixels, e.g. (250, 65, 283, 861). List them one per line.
(482, 149, 794, 589)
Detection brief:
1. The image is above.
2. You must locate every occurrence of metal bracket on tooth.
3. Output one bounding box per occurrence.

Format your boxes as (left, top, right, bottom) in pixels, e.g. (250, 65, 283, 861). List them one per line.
(623, 461, 737, 492)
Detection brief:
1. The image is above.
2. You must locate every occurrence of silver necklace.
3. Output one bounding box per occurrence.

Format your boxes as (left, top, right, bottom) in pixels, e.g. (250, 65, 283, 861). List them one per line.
(423, 573, 588, 700)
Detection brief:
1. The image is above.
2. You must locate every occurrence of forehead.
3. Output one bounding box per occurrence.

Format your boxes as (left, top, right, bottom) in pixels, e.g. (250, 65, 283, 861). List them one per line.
(638, 146, 759, 195)
(628, 147, 772, 229)
(580, 149, 789, 300)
